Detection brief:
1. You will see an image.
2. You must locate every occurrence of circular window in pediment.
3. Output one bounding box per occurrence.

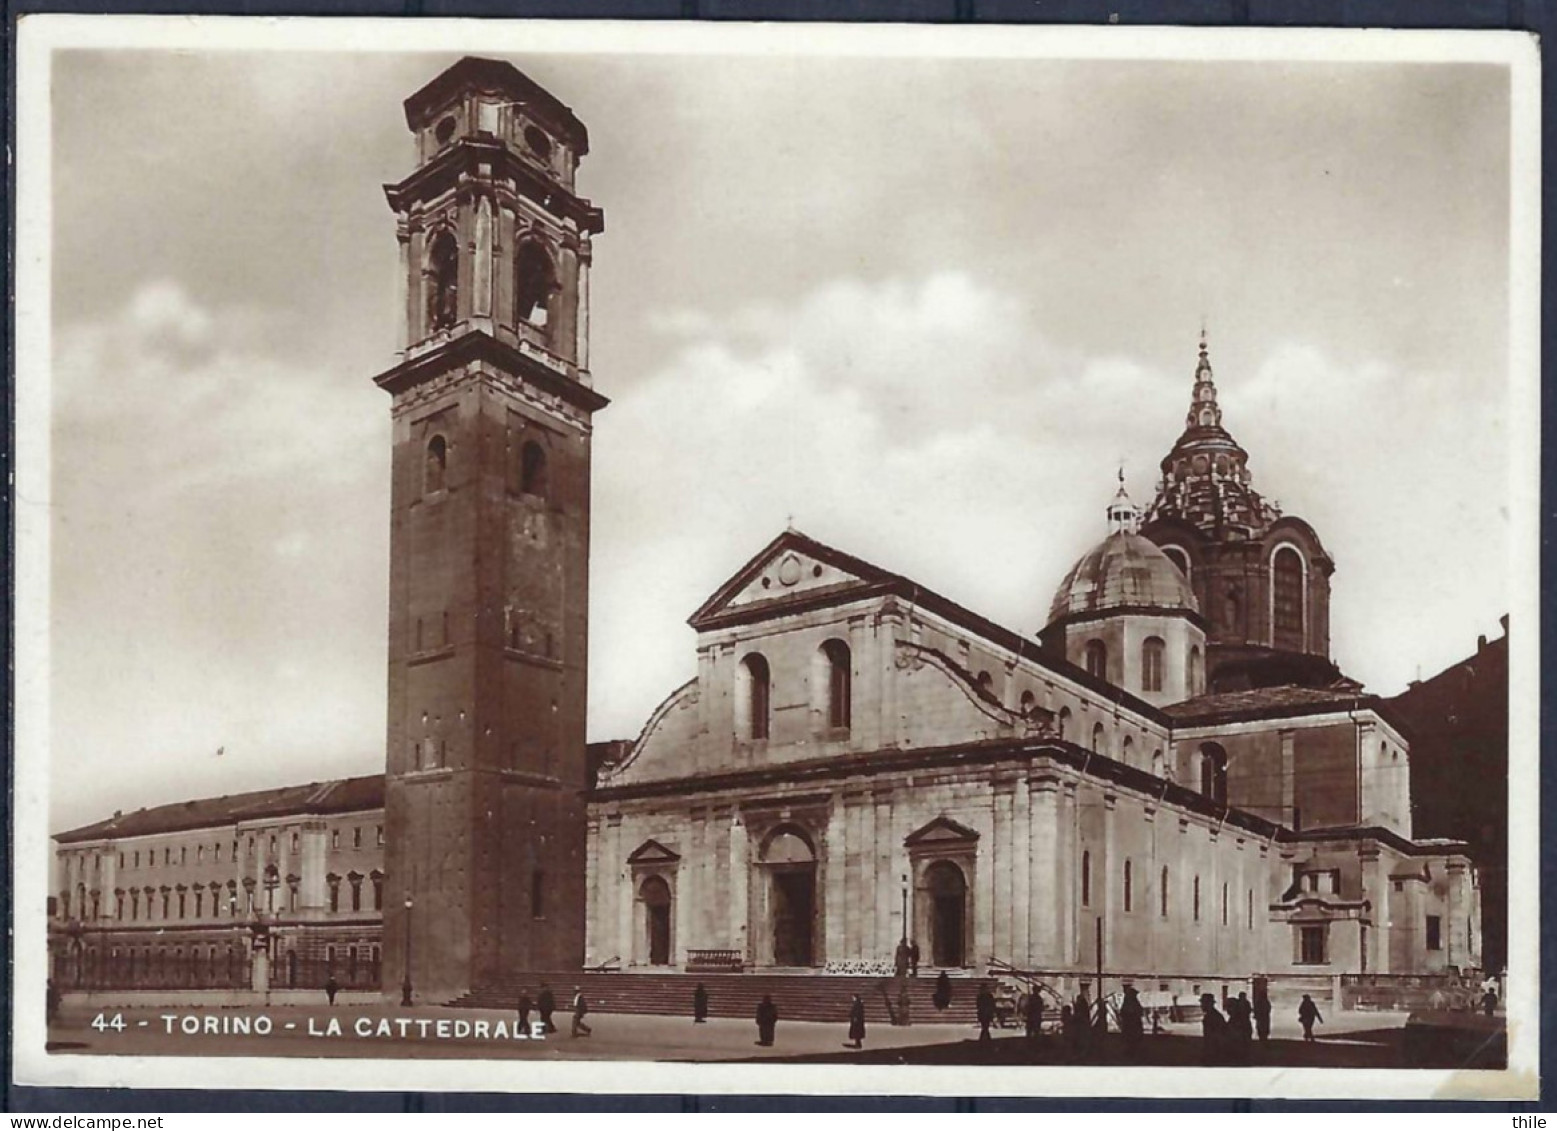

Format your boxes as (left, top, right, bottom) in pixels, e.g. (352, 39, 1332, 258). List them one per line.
(435, 116, 457, 145)
(777, 555, 803, 587)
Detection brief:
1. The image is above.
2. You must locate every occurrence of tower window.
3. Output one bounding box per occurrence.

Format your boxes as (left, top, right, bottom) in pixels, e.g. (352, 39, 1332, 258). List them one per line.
(820, 639, 852, 730)
(426, 230, 459, 334)
(1057, 706, 1071, 740)
(425, 435, 448, 495)
(515, 242, 556, 330)
(1426, 915, 1442, 951)
(1081, 851, 1091, 906)
(738, 653, 772, 741)
(1142, 637, 1165, 693)
(1019, 690, 1036, 718)
(520, 441, 548, 498)
(1090, 723, 1106, 755)
(1084, 639, 1107, 679)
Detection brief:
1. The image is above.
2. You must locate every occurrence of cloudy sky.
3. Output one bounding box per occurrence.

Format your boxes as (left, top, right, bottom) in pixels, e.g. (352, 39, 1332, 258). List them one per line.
(37, 38, 1518, 832)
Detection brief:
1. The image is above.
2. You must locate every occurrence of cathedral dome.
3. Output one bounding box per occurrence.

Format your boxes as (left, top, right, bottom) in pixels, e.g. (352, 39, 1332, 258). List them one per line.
(1047, 530, 1199, 627)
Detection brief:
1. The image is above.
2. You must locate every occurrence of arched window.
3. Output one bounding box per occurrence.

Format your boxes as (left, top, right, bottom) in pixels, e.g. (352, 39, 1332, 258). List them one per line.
(1193, 875, 1201, 921)
(1124, 860, 1133, 912)
(1081, 851, 1091, 906)
(1121, 735, 1135, 766)
(1090, 722, 1106, 755)
(738, 653, 771, 741)
(976, 670, 994, 695)
(1084, 639, 1107, 679)
(1142, 636, 1166, 693)
(1152, 748, 1166, 779)
(1019, 690, 1036, 718)
(1224, 586, 1241, 634)
(1199, 743, 1228, 805)
(1272, 545, 1306, 650)
(425, 435, 447, 494)
(426, 230, 459, 333)
(514, 242, 556, 329)
(1057, 707, 1071, 740)
(819, 639, 851, 730)
(1162, 545, 1192, 581)
(1160, 867, 1170, 917)
(1189, 646, 1204, 696)
(520, 441, 547, 498)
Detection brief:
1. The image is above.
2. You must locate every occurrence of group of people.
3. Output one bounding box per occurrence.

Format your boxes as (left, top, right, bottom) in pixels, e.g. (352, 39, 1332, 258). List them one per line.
(1198, 990, 1311, 1064)
(749, 991, 868, 1050)
(515, 983, 592, 1037)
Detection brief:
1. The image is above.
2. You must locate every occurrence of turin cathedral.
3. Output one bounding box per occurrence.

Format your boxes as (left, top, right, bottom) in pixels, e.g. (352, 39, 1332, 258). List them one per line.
(51, 57, 1487, 1007)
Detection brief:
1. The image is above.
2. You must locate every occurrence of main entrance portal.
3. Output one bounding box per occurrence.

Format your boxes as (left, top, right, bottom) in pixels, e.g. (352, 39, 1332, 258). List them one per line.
(762, 826, 818, 967)
(641, 875, 672, 966)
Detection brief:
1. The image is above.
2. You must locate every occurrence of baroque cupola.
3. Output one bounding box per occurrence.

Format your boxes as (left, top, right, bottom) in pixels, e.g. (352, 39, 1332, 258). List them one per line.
(1042, 478, 1207, 706)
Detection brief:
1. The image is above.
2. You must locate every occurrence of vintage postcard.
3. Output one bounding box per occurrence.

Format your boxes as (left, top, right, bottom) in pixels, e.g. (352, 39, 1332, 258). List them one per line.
(11, 16, 1540, 1099)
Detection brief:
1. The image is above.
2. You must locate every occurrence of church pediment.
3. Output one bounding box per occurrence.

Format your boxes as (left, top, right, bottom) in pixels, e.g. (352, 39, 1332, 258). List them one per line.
(626, 838, 681, 865)
(905, 815, 981, 848)
(687, 530, 901, 630)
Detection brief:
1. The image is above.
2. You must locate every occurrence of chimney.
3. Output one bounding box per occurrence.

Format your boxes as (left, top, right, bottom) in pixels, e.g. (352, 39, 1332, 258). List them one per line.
(1477, 634, 1487, 651)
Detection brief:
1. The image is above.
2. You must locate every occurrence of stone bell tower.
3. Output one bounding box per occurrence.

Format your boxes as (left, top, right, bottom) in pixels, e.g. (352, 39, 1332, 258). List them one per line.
(374, 57, 606, 1001)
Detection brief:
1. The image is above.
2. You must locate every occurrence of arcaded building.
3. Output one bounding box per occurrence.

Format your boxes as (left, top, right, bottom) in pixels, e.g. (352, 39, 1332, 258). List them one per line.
(51, 56, 1486, 1000)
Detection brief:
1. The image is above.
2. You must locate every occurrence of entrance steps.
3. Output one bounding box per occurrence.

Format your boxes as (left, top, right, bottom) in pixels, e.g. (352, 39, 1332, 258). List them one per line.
(447, 970, 987, 1025)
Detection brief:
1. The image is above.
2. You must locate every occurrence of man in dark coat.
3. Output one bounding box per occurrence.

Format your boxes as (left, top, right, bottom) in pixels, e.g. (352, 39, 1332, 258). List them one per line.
(894, 939, 910, 978)
(570, 986, 592, 1038)
(975, 983, 997, 1042)
(537, 984, 557, 1034)
(1253, 991, 1272, 1043)
(908, 940, 921, 977)
(516, 989, 534, 1032)
(325, 975, 340, 1006)
(693, 982, 709, 1023)
(1073, 991, 1093, 1052)
(847, 993, 867, 1049)
(1200, 993, 1228, 1066)
(756, 994, 778, 1046)
(1024, 990, 1045, 1042)
(1298, 994, 1323, 1042)
(1228, 992, 1254, 1064)
(932, 970, 953, 1011)
(1118, 986, 1145, 1056)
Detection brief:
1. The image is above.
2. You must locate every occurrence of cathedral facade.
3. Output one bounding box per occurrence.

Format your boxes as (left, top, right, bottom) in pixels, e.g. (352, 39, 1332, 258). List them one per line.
(50, 56, 1484, 1003)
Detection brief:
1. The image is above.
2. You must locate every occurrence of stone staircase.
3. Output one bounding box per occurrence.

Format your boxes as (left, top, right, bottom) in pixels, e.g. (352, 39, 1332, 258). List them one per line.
(447, 970, 988, 1025)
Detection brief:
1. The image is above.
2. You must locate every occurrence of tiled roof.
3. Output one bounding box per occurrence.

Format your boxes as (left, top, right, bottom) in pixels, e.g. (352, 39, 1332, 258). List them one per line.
(54, 775, 385, 844)
(1048, 531, 1199, 626)
(1164, 685, 1382, 724)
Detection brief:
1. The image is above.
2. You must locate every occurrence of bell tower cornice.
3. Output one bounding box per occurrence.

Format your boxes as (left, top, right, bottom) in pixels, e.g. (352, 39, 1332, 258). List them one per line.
(383, 140, 604, 237)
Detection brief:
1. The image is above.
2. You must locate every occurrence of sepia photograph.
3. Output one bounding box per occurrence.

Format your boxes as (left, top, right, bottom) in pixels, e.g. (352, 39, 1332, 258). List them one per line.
(12, 17, 1541, 1099)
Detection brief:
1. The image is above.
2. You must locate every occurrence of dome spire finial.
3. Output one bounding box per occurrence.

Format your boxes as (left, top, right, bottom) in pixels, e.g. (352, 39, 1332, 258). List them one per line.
(1107, 472, 1140, 535)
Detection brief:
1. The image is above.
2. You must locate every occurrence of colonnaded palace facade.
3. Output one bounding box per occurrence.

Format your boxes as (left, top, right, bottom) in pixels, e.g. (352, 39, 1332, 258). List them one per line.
(51, 57, 1490, 1002)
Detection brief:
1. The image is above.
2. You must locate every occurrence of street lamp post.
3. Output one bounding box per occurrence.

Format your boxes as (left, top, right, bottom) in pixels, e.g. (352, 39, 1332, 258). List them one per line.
(900, 873, 908, 944)
(895, 873, 911, 1027)
(401, 896, 414, 1007)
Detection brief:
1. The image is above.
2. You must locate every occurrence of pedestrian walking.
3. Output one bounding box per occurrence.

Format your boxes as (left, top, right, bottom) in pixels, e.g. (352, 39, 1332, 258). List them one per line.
(1200, 993, 1228, 1066)
(516, 989, 533, 1032)
(976, 982, 997, 1042)
(847, 993, 867, 1049)
(538, 984, 557, 1034)
(932, 969, 952, 1012)
(755, 994, 778, 1046)
(1482, 988, 1498, 1017)
(1118, 986, 1144, 1057)
(908, 940, 921, 977)
(1253, 991, 1272, 1043)
(1298, 993, 1323, 1042)
(570, 986, 592, 1037)
(1073, 991, 1093, 1053)
(325, 975, 340, 1006)
(1228, 992, 1254, 1064)
(1024, 990, 1045, 1041)
(693, 981, 709, 1023)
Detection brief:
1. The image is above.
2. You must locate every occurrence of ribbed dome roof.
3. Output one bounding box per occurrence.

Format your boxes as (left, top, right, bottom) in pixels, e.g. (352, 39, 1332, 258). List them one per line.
(1048, 531, 1199, 626)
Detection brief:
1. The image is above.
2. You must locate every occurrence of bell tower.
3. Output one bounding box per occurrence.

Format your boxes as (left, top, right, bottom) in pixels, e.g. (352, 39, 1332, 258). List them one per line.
(374, 57, 606, 1001)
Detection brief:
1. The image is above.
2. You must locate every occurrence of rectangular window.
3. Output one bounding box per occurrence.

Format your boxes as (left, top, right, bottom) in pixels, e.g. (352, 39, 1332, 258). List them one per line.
(329, 882, 340, 913)
(377, 825, 384, 847)
(332, 829, 340, 850)
(354, 827, 363, 849)
(1426, 915, 1442, 951)
(178, 893, 186, 919)
(1298, 925, 1328, 965)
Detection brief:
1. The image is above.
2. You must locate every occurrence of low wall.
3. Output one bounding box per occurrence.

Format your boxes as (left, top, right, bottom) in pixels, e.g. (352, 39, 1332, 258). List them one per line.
(1342, 974, 1487, 1013)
